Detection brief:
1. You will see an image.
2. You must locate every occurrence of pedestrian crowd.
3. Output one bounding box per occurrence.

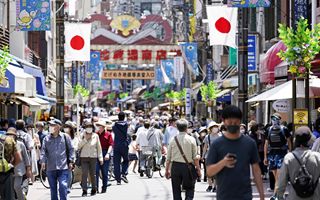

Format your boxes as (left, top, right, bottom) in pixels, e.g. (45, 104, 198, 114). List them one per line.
(1, 105, 320, 200)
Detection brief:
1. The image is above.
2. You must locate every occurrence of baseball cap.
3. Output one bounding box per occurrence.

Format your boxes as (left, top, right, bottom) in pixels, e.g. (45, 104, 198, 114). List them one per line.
(48, 118, 62, 126)
(271, 113, 281, 120)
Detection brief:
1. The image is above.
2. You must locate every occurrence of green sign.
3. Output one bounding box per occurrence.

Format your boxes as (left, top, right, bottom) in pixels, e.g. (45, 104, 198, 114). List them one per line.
(229, 47, 237, 66)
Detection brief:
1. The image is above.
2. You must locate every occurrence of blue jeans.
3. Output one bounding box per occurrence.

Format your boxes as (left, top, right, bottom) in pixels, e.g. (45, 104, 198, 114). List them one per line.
(96, 150, 110, 190)
(113, 146, 129, 182)
(47, 169, 69, 200)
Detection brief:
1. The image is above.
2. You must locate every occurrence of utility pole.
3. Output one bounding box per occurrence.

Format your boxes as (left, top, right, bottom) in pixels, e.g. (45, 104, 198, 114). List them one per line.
(238, 8, 249, 125)
(184, 0, 192, 120)
(56, 0, 65, 120)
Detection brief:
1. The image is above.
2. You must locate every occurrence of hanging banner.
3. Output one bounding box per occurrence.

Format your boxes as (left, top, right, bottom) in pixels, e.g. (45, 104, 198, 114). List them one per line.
(248, 35, 257, 71)
(228, 0, 271, 7)
(16, 0, 51, 31)
(161, 60, 175, 84)
(173, 57, 184, 82)
(71, 63, 77, 87)
(89, 51, 102, 81)
(180, 42, 199, 76)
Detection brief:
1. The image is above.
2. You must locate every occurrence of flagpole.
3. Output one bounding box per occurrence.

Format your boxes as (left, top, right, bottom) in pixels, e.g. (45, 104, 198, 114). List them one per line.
(237, 8, 249, 125)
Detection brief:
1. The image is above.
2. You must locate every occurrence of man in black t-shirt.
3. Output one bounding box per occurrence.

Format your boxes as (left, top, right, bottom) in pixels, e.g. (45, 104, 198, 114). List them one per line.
(206, 106, 264, 200)
(263, 113, 292, 197)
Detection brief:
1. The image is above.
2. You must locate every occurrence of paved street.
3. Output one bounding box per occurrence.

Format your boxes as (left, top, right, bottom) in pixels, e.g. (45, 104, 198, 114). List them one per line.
(28, 171, 274, 200)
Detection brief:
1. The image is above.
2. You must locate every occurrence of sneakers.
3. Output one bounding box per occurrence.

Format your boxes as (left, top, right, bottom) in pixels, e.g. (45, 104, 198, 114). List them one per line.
(212, 187, 217, 192)
(101, 188, 107, 193)
(82, 190, 87, 197)
(117, 181, 121, 185)
(267, 188, 274, 192)
(91, 189, 97, 196)
(206, 186, 213, 192)
(121, 175, 129, 183)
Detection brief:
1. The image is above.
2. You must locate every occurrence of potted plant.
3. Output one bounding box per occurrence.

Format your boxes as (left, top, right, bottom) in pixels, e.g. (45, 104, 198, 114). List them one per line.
(200, 81, 220, 119)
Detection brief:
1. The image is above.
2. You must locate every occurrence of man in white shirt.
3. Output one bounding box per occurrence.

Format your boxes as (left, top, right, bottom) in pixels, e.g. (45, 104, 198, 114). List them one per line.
(136, 120, 151, 176)
(162, 117, 179, 148)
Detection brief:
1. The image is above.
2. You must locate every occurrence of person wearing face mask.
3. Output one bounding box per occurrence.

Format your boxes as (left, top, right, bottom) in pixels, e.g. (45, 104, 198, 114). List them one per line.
(202, 121, 220, 192)
(264, 113, 292, 198)
(240, 124, 248, 135)
(206, 105, 265, 200)
(40, 118, 74, 200)
(95, 120, 113, 193)
(78, 121, 103, 197)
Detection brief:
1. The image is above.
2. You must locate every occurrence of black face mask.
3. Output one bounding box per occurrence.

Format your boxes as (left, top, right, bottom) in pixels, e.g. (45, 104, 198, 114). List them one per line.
(227, 125, 240, 134)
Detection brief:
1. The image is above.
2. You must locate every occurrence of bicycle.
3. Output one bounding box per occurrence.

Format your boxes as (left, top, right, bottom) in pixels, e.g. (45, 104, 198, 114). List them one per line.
(141, 146, 164, 178)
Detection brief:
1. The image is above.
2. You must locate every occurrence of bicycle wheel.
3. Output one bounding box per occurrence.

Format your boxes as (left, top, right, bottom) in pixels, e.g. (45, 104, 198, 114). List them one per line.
(40, 169, 50, 189)
(146, 157, 153, 178)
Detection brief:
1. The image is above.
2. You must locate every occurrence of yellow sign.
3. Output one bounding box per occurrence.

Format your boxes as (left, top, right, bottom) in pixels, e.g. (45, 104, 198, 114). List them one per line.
(102, 70, 155, 80)
(293, 109, 308, 125)
(110, 15, 141, 36)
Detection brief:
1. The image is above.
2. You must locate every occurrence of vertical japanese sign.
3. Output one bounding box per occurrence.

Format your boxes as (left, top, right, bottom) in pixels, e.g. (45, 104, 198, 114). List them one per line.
(89, 51, 101, 81)
(71, 63, 77, 87)
(248, 35, 257, 71)
(294, 0, 308, 24)
(173, 57, 184, 82)
(186, 88, 192, 115)
(206, 63, 214, 84)
(16, 0, 51, 31)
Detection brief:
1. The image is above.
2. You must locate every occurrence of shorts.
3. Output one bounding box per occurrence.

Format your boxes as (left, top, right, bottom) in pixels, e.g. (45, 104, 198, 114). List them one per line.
(267, 154, 285, 170)
(128, 153, 138, 161)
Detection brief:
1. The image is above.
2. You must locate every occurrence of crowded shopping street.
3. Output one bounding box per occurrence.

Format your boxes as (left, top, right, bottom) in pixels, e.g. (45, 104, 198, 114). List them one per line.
(2, 0, 320, 200)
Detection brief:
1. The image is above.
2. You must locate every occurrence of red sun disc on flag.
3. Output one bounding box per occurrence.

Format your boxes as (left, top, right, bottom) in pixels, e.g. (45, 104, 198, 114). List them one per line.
(70, 35, 85, 50)
(215, 17, 231, 33)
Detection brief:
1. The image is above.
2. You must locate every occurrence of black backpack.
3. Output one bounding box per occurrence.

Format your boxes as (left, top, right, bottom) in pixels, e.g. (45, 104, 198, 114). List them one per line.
(289, 152, 319, 198)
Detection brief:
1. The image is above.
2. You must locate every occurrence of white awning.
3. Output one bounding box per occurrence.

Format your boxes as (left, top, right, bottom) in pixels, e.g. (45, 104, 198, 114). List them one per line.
(217, 89, 232, 97)
(30, 97, 50, 110)
(247, 78, 320, 102)
(16, 96, 41, 111)
(7, 65, 36, 97)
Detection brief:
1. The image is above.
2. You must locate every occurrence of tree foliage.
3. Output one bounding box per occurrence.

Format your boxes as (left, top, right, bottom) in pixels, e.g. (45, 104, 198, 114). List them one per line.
(119, 92, 129, 99)
(278, 17, 320, 77)
(0, 46, 12, 79)
(73, 84, 90, 97)
(200, 81, 220, 103)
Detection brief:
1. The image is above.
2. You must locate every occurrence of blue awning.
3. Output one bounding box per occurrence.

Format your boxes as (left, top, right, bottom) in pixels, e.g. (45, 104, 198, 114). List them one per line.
(14, 56, 47, 96)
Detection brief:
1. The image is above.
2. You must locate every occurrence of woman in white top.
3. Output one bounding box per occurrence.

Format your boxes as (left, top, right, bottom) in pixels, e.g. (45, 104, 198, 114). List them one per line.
(128, 134, 138, 173)
(78, 122, 103, 197)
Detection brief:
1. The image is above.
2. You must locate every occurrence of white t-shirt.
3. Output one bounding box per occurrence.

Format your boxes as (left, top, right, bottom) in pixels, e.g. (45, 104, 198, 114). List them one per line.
(136, 127, 149, 147)
(129, 141, 137, 154)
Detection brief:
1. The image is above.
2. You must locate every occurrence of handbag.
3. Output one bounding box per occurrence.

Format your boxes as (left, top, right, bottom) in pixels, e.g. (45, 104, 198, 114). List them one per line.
(174, 136, 197, 182)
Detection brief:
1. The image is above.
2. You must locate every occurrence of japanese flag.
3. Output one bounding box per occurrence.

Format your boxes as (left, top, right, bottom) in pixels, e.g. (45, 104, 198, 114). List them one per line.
(65, 23, 91, 62)
(206, 6, 238, 48)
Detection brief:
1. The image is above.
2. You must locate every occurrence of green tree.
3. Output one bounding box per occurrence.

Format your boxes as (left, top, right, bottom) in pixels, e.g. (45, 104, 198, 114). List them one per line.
(119, 92, 129, 99)
(200, 81, 220, 103)
(0, 46, 12, 80)
(73, 84, 90, 97)
(278, 17, 320, 77)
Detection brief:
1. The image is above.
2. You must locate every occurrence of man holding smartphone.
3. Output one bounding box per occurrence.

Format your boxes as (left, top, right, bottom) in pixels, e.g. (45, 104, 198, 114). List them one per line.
(206, 106, 265, 200)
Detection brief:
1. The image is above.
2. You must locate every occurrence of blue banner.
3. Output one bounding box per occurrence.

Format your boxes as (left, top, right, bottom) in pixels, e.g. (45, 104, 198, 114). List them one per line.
(248, 35, 257, 71)
(180, 43, 199, 76)
(89, 51, 101, 81)
(294, 0, 308, 25)
(228, 0, 271, 7)
(155, 66, 163, 87)
(16, 0, 51, 31)
(161, 59, 175, 84)
(206, 63, 214, 84)
(71, 63, 77, 87)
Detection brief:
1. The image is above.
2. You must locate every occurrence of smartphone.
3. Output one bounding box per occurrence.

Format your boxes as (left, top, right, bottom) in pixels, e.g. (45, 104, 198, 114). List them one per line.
(227, 153, 237, 160)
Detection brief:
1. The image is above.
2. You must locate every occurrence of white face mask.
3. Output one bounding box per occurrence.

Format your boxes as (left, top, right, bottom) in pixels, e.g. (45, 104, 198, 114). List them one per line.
(64, 128, 70, 133)
(212, 127, 219, 134)
(86, 128, 93, 133)
(240, 129, 246, 134)
(49, 127, 55, 133)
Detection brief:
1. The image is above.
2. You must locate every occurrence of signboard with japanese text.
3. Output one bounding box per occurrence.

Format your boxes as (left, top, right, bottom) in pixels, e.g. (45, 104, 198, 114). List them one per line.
(272, 100, 290, 113)
(248, 35, 257, 71)
(206, 63, 214, 84)
(228, 0, 271, 7)
(294, 109, 308, 125)
(16, 0, 51, 31)
(92, 45, 182, 65)
(102, 70, 155, 80)
(294, 0, 308, 25)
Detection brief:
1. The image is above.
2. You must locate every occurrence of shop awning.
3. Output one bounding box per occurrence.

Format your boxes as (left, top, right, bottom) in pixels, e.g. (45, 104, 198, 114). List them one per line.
(0, 64, 36, 97)
(30, 97, 50, 110)
(132, 85, 147, 97)
(126, 99, 136, 104)
(16, 96, 41, 111)
(217, 89, 232, 97)
(247, 78, 320, 102)
(36, 94, 57, 104)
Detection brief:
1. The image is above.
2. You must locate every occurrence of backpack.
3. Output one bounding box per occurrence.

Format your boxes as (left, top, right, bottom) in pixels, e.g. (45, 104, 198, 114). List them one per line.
(0, 135, 14, 173)
(289, 152, 320, 198)
(267, 126, 287, 150)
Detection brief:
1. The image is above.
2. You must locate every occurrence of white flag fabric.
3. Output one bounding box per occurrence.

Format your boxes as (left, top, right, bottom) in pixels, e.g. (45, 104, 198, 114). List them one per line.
(206, 6, 238, 48)
(65, 23, 91, 62)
